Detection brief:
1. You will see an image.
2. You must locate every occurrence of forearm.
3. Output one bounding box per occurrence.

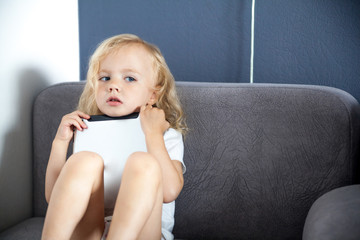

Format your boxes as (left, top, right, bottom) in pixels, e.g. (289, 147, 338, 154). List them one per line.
(45, 138, 69, 202)
(145, 133, 184, 203)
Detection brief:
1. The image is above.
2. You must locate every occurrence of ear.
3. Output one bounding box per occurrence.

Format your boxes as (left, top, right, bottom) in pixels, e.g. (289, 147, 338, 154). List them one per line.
(147, 89, 159, 106)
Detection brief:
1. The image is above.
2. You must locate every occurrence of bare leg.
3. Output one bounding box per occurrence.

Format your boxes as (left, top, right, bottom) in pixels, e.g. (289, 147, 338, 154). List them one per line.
(42, 151, 105, 240)
(107, 152, 163, 240)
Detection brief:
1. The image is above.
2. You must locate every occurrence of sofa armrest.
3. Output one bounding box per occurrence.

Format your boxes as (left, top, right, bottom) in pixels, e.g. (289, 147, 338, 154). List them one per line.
(303, 185, 360, 240)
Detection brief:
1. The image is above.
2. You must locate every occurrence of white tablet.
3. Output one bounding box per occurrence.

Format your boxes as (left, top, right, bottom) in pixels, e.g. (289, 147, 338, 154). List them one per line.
(73, 112, 147, 208)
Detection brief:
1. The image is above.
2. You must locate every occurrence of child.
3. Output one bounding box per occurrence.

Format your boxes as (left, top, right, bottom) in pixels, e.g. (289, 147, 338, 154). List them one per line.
(42, 34, 187, 240)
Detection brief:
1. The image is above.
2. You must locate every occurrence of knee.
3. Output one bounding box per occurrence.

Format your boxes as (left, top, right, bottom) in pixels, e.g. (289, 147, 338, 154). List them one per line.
(125, 152, 162, 180)
(66, 151, 104, 175)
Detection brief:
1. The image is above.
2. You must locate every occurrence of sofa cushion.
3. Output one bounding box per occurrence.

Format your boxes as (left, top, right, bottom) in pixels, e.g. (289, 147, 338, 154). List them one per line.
(173, 82, 360, 239)
(0, 218, 44, 240)
(303, 184, 360, 240)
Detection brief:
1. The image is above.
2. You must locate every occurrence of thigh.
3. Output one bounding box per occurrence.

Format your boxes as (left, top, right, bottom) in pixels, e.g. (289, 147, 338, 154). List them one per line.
(70, 190, 105, 240)
(43, 151, 106, 240)
(124, 152, 163, 239)
(69, 152, 105, 240)
(107, 152, 163, 240)
(137, 184, 163, 240)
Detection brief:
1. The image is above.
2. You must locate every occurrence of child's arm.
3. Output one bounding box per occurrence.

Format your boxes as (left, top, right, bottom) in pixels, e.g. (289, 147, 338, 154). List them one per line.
(140, 105, 184, 203)
(44, 111, 90, 203)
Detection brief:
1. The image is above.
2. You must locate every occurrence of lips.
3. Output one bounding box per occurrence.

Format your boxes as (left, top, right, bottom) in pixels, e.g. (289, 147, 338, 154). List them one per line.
(106, 96, 123, 106)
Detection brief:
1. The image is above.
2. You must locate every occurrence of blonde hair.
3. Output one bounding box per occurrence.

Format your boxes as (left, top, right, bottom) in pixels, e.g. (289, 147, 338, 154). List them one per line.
(78, 34, 187, 134)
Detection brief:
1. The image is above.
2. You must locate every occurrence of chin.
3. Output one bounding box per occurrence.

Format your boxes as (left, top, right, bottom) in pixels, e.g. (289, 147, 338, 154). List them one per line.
(104, 110, 133, 117)
(99, 106, 136, 117)
(104, 112, 124, 117)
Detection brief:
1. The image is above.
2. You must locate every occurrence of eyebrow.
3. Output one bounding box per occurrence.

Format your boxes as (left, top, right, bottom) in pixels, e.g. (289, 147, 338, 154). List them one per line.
(98, 68, 141, 76)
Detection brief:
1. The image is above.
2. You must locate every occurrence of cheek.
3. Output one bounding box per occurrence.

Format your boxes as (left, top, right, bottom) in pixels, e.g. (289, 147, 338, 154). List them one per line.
(144, 89, 154, 101)
(94, 88, 103, 105)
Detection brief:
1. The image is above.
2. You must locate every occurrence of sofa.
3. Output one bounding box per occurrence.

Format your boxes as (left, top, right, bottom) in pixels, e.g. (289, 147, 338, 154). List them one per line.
(0, 81, 360, 240)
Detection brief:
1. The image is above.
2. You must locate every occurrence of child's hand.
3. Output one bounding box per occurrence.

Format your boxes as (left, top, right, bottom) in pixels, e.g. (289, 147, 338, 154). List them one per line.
(55, 111, 90, 142)
(140, 105, 170, 136)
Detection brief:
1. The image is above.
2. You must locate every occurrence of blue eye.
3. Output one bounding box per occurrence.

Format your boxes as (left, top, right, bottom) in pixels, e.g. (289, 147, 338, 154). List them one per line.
(125, 76, 136, 82)
(99, 76, 110, 81)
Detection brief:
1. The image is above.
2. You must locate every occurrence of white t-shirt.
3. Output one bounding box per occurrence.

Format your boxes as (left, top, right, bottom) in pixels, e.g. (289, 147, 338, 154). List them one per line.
(161, 128, 186, 240)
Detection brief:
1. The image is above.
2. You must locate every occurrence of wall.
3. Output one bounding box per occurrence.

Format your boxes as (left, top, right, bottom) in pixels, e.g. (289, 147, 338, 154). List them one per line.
(254, 0, 360, 101)
(78, 0, 252, 83)
(78, 0, 360, 101)
(0, 0, 79, 231)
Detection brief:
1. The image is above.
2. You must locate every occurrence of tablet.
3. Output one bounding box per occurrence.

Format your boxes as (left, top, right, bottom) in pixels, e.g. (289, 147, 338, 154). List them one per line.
(73, 112, 147, 208)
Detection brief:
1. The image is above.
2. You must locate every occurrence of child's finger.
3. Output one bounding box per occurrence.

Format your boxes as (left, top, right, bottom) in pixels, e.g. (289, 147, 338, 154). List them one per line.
(146, 103, 153, 108)
(75, 116, 88, 129)
(71, 120, 84, 131)
(69, 113, 88, 129)
(79, 119, 88, 129)
(76, 111, 90, 119)
(66, 115, 86, 131)
(140, 105, 147, 112)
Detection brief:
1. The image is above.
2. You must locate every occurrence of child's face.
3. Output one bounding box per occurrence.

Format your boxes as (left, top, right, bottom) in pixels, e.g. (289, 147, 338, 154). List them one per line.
(95, 44, 157, 117)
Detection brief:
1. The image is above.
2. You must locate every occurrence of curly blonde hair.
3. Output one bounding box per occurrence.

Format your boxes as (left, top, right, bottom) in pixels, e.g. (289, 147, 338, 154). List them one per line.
(78, 34, 187, 134)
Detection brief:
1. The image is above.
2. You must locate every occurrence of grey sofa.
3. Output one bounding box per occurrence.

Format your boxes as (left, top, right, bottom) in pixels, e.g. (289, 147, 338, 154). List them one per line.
(1, 81, 360, 240)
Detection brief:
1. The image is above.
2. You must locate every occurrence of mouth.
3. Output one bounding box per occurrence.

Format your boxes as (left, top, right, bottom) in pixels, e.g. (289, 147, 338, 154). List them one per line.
(106, 96, 123, 105)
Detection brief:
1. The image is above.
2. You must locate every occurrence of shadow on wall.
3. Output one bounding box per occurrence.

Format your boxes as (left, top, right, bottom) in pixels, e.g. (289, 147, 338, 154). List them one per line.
(0, 69, 49, 231)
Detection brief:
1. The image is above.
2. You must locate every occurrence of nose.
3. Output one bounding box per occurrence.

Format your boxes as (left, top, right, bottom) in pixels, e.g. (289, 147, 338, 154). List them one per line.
(108, 83, 121, 93)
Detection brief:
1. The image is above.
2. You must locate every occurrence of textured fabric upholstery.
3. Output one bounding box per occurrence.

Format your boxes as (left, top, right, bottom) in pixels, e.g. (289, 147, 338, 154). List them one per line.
(303, 184, 360, 240)
(0, 218, 43, 240)
(173, 82, 360, 239)
(1, 81, 360, 239)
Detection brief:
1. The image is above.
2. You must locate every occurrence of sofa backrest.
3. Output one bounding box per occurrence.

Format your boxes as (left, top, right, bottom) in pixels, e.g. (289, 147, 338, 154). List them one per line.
(33, 82, 360, 239)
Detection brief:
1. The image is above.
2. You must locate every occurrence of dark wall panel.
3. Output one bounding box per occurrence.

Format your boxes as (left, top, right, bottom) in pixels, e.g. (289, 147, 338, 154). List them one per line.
(254, 0, 360, 100)
(79, 0, 251, 83)
(79, 1, 360, 101)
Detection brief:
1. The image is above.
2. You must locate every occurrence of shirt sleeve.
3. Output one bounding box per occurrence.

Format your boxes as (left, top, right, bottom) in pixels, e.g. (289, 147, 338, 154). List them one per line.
(163, 128, 186, 174)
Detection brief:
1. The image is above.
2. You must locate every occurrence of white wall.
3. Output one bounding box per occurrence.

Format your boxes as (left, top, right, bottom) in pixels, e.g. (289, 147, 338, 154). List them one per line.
(0, 0, 79, 231)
